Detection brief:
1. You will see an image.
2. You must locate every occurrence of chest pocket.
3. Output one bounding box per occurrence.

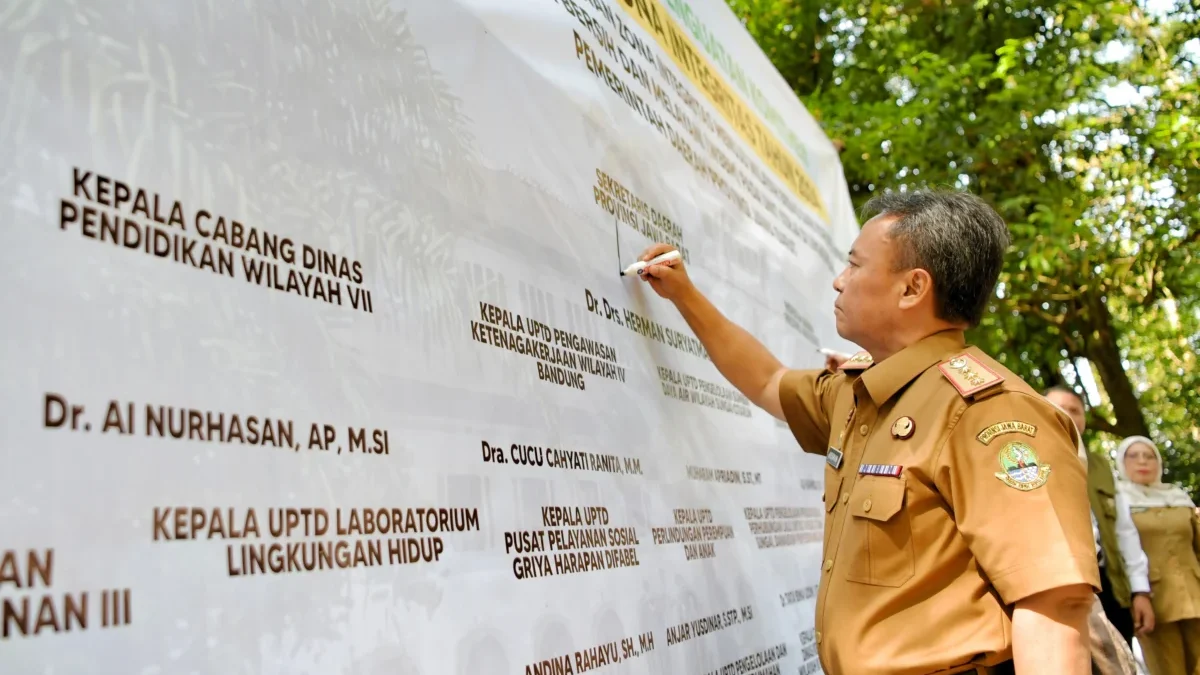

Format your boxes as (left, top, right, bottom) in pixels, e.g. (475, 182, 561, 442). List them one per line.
(844, 477, 915, 587)
(824, 475, 843, 513)
(1094, 484, 1117, 520)
(823, 474, 844, 548)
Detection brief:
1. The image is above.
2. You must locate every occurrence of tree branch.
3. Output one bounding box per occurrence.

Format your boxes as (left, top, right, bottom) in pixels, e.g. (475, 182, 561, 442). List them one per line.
(1142, 262, 1159, 308)
(1013, 301, 1068, 326)
(1088, 415, 1120, 436)
(1066, 359, 1083, 388)
(1183, 225, 1200, 246)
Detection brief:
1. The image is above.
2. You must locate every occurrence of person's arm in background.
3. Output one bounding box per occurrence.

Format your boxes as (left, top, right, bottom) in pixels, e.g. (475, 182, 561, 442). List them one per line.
(1114, 491, 1156, 634)
(637, 244, 787, 418)
(1012, 584, 1095, 673)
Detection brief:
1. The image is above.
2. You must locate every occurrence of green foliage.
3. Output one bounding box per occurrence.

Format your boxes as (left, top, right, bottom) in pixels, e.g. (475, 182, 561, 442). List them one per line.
(729, 0, 1200, 496)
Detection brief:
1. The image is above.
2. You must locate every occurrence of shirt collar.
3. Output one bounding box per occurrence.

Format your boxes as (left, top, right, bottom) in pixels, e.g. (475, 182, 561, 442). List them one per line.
(859, 330, 967, 406)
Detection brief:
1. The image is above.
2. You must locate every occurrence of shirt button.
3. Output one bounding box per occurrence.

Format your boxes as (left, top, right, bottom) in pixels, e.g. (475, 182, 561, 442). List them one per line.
(863, 499, 873, 512)
(859, 424, 869, 436)
(842, 493, 849, 505)
(823, 559, 833, 572)
(816, 631, 822, 644)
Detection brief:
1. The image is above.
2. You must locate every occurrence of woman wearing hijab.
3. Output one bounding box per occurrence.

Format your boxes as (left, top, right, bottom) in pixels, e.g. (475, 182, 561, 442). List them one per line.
(1116, 435, 1200, 675)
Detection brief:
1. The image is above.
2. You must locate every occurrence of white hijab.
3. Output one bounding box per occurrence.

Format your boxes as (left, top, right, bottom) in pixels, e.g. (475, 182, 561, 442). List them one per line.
(1115, 436, 1195, 509)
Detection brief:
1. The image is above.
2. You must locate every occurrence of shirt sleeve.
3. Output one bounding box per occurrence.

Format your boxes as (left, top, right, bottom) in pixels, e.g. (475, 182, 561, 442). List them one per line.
(1113, 492, 1151, 594)
(778, 369, 842, 456)
(935, 390, 1101, 605)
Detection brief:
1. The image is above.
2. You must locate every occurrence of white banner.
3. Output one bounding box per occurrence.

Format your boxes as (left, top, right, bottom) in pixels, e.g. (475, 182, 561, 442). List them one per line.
(0, 0, 859, 673)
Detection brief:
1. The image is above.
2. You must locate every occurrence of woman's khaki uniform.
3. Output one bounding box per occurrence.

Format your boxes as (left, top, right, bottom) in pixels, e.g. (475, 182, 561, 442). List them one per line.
(1114, 435, 1200, 675)
(1132, 506, 1200, 675)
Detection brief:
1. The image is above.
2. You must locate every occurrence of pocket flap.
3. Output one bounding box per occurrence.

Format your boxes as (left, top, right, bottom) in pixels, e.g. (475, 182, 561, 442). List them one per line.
(849, 478, 905, 522)
(826, 476, 843, 513)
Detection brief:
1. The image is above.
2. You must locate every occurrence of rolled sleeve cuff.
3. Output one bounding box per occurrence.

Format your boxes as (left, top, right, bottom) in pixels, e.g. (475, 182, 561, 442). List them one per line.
(779, 370, 826, 456)
(990, 555, 1102, 605)
(1129, 575, 1151, 595)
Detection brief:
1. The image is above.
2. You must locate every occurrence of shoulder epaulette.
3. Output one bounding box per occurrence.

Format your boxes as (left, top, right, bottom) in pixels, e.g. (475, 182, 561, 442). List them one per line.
(938, 353, 1004, 399)
(838, 351, 873, 371)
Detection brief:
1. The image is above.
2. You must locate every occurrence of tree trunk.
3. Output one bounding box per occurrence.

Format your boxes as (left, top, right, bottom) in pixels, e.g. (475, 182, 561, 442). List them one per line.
(1084, 297, 1150, 439)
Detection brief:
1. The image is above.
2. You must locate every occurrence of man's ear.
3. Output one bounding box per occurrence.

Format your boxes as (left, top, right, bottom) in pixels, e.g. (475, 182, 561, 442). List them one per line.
(898, 268, 934, 310)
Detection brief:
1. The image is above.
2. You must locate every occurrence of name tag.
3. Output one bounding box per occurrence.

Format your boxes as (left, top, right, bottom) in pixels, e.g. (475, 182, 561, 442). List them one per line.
(859, 464, 903, 477)
(826, 448, 844, 470)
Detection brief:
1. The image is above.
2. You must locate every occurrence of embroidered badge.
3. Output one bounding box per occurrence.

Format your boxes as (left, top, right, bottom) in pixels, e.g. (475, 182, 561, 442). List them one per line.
(838, 351, 873, 371)
(976, 421, 1037, 445)
(994, 442, 1051, 491)
(890, 417, 915, 439)
(947, 356, 986, 386)
(826, 447, 844, 470)
(938, 353, 1004, 398)
(859, 464, 903, 477)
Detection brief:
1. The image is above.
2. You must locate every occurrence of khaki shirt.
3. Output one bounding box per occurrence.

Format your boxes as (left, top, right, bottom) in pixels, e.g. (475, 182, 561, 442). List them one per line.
(779, 330, 1099, 674)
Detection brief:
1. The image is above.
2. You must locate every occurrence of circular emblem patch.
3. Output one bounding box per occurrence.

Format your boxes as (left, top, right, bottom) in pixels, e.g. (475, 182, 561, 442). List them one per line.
(891, 417, 915, 439)
(995, 442, 1051, 491)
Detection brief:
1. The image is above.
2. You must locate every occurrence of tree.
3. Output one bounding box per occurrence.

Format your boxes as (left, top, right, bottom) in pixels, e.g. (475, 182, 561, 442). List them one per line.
(727, 0, 1200, 495)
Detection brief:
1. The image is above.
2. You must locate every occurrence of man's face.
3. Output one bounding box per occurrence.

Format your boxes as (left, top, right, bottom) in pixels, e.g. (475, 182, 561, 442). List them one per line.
(831, 215, 907, 347)
(1046, 390, 1087, 434)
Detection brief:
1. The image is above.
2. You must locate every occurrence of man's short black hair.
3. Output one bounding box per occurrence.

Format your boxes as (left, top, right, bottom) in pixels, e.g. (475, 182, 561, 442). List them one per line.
(861, 189, 1011, 327)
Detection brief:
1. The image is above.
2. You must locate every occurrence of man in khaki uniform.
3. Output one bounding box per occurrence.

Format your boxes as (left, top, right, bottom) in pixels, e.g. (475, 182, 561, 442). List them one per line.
(637, 189, 1100, 674)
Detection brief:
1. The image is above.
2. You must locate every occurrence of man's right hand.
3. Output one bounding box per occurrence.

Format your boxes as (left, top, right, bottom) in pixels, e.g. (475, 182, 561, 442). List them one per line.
(637, 244, 693, 302)
(632, 242, 788, 420)
(824, 353, 848, 372)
